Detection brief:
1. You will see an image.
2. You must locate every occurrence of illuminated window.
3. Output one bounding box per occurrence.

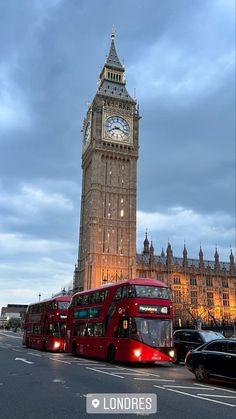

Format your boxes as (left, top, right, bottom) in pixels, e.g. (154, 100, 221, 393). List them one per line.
(190, 291, 198, 306)
(173, 277, 181, 285)
(207, 292, 214, 307)
(120, 209, 124, 217)
(222, 293, 229, 307)
(173, 290, 181, 303)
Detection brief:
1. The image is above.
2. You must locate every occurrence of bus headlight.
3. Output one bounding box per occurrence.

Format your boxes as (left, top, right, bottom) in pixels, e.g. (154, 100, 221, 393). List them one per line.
(134, 349, 141, 357)
(54, 341, 61, 350)
(169, 350, 175, 358)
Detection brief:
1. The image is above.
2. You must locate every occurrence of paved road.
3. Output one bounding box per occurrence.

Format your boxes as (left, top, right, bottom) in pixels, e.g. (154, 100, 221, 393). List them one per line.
(0, 331, 235, 419)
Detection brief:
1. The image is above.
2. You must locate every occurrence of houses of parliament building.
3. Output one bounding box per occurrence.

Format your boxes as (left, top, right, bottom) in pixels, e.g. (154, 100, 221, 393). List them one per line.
(73, 31, 236, 326)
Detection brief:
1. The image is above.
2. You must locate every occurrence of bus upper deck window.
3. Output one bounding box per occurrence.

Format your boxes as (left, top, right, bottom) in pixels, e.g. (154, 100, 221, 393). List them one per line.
(122, 286, 127, 298)
(127, 286, 136, 298)
(113, 287, 122, 301)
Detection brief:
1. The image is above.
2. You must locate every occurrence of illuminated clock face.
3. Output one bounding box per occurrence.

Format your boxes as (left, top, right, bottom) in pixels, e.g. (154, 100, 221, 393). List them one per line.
(84, 122, 91, 144)
(105, 116, 130, 140)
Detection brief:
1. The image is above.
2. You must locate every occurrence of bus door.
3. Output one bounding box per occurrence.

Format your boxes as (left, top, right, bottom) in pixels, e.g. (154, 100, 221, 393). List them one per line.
(111, 317, 130, 359)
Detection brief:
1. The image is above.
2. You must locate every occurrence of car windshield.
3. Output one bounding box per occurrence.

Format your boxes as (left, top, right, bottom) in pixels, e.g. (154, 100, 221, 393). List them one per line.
(201, 331, 224, 342)
(130, 317, 173, 348)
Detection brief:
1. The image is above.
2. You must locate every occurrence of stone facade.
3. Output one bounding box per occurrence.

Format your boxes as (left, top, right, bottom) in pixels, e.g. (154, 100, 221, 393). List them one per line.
(74, 32, 139, 291)
(137, 236, 236, 325)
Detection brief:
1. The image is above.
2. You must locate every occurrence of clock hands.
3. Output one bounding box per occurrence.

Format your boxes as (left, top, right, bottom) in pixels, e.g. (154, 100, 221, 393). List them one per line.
(105, 116, 130, 139)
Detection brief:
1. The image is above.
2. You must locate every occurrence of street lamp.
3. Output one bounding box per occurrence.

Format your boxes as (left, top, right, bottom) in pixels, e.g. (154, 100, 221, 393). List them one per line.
(38, 293, 41, 302)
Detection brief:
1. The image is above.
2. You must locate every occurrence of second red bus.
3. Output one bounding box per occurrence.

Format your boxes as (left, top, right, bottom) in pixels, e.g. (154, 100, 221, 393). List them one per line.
(23, 295, 71, 351)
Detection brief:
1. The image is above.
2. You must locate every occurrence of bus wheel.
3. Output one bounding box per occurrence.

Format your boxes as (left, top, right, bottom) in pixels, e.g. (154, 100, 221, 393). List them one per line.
(71, 342, 77, 356)
(42, 340, 46, 351)
(107, 345, 115, 363)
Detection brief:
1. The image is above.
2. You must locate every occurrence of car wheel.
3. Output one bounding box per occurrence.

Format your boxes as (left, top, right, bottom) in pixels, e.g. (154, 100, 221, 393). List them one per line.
(194, 363, 208, 382)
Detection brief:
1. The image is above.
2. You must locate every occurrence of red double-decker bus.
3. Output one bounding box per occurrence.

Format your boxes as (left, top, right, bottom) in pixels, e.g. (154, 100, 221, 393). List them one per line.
(66, 278, 175, 363)
(23, 295, 71, 351)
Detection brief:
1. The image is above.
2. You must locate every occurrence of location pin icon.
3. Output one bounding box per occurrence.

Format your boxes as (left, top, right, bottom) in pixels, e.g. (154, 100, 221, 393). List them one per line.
(92, 399, 100, 408)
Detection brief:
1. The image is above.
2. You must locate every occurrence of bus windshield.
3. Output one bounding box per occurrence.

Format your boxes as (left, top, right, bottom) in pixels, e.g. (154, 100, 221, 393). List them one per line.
(132, 285, 171, 300)
(130, 317, 173, 347)
(48, 322, 66, 338)
(57, 301, 70, 310)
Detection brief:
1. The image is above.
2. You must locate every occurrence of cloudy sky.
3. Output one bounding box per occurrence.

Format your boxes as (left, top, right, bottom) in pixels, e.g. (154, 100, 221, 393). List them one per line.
(0, 0, 235, 309)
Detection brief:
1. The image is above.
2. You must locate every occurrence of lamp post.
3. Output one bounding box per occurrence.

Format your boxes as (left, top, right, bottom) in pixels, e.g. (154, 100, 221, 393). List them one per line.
(38, 293, 41, 302)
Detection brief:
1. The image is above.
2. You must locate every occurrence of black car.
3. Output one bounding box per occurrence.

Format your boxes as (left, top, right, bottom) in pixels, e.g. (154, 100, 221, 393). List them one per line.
(173, 329, 224, 363)
(185, 338, 236, 382)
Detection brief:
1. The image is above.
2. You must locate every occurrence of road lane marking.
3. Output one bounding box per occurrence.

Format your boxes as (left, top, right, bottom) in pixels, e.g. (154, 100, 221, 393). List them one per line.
(15, 357, 34, 365)
(86, 367, 124, 378)
(72, 359, 106, 363)
(117, 367, 160, 377)
(69, 358, 100, 363)
(88, 367, 125, 370)
(12, 349, 23, 352)
(114, 372, 149, 375)
(0, 332, 22, 339)
(134, 378, 175, 381)
(162, 385, 215, 390)
(153, 385, 236, 407)
(52, 379, 66, 384)
(27, 352, 42, 357)
(193, 383, 236, 394)
(197, 394, 236, 399)
(49, 358, 71, 364)
(76, 363, 107, 366)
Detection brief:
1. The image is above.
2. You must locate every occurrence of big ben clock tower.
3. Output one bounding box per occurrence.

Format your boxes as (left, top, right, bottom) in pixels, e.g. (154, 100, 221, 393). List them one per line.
(74, 30, 140, 291)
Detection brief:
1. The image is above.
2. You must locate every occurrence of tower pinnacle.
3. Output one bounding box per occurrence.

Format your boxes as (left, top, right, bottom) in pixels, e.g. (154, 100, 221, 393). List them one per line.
(105, 30, 123, 70)
(97, 31, 135, 102)
(111, 24, 116, 40)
